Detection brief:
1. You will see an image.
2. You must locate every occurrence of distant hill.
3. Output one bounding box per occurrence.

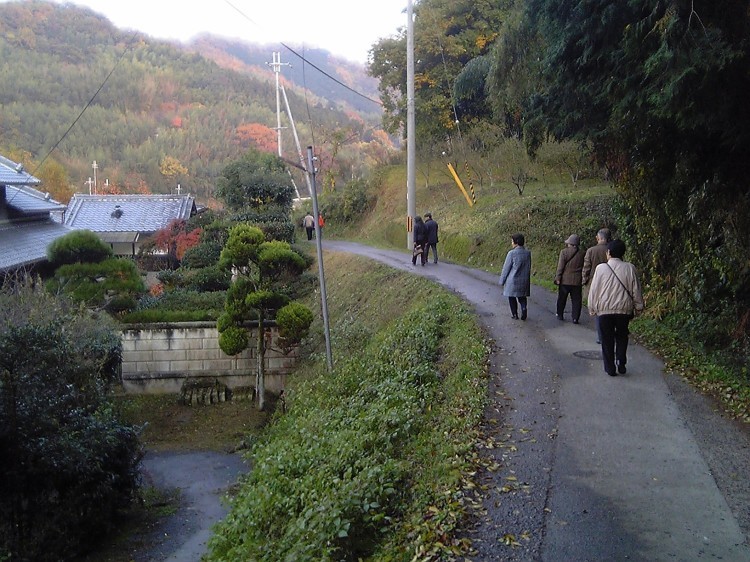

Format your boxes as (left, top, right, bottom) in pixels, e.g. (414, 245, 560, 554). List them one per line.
(188, 36, 382, 118)
(0, 0, 390, 204)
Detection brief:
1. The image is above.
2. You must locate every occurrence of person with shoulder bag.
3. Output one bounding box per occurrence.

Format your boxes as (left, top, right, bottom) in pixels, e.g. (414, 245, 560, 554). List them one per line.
(588, 239, 644, 376)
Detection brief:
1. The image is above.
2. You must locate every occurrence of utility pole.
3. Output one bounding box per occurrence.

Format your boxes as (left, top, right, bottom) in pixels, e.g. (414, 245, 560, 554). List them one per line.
(406, 0, 416, 249)
(307, 146, 333, 371)
(92, 160, 98, 194)
(267, 52, 290, 158)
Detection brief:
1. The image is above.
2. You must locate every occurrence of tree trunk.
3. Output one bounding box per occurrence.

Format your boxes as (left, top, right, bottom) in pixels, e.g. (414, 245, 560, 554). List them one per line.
(256, 315, 266, 411)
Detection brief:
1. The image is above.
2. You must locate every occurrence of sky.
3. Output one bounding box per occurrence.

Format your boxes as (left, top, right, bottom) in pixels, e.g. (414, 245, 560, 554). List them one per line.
(49, 0, 409, 64)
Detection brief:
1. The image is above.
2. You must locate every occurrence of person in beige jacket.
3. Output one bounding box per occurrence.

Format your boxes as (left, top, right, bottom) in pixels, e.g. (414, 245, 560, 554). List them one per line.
(588, 239, 644, 376)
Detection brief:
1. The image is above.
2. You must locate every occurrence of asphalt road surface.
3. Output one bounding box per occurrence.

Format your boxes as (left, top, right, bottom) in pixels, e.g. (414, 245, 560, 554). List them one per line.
(323, 241, 750, 561)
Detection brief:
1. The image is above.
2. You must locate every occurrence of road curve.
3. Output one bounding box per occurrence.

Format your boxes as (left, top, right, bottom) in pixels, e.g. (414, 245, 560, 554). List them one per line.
(322, 240, 750, 561)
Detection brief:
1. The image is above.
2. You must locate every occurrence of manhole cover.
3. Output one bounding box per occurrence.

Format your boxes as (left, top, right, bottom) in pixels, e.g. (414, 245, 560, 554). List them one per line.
(573, 350, 602, 360)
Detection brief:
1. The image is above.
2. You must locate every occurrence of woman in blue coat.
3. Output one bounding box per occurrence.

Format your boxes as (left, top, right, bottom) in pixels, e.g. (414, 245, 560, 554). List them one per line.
(499, 233, 532, 320)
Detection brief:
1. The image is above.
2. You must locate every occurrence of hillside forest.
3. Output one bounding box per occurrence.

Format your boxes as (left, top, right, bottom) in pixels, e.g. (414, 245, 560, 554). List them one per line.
(367, 0, 750, 372)
(0, 0, 394, 205)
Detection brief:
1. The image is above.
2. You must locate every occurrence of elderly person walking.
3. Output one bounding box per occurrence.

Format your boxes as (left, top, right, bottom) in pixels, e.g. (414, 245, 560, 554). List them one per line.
(499, 233, 531, 320)
(588, 239, 644, 376)
(555, 234, 585, 323)
(583, 228, 612, 342)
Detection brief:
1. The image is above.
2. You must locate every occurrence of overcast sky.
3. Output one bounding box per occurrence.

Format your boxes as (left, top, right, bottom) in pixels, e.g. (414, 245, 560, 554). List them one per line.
(45, 0, 408, 64)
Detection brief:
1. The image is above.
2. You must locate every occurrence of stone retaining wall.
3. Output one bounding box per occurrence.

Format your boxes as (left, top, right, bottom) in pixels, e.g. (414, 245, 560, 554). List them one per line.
(120, 322, 298, 394)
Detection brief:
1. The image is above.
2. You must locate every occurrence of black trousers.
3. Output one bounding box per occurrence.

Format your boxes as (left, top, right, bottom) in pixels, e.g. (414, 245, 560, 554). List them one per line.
(556, 284, 582, 321)
(305, 227, 314, 240)
(424, 242, 438, 263)
(598, 314, 631, 374)
(508, 296, 527, 317)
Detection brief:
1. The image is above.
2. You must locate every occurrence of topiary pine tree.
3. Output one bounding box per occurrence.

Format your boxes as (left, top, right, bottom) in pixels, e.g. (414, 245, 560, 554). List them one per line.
(217, 224, 313, 410)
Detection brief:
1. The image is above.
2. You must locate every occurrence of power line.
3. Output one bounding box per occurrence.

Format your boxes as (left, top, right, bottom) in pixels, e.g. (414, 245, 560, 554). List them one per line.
(222, 0, 382, 106)
(8, 30, 141, 207)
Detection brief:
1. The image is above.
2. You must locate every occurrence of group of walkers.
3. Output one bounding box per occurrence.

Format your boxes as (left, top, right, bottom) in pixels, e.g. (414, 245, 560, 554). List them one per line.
(411, 213, 439, 266)
(498, 228, 644, 377)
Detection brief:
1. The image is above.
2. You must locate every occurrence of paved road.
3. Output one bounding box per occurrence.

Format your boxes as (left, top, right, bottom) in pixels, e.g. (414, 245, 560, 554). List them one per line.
(138, 451, 248, 562)
(323, 241, 750, 561)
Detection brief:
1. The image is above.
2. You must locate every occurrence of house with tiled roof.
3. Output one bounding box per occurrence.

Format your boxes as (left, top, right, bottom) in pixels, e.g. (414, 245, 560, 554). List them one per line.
(63, 193, 197, 256)
(0, 155, 71, 275)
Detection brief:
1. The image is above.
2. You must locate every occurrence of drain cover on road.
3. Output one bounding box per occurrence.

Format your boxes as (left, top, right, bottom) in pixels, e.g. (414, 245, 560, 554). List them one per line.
(573, 350, 602, 359)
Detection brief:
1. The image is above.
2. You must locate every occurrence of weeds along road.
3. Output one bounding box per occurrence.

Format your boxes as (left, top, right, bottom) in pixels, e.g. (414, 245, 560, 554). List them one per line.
(323, 241, 750, 561)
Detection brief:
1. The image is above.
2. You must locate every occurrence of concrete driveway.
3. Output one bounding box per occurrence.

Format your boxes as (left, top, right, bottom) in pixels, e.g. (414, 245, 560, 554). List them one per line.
(323, 241, 750, 561)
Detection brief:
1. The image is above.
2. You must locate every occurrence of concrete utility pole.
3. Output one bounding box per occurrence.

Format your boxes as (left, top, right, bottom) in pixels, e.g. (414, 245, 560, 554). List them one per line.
(268, 52, 290, 158)
(92, 160, 98, 193)
(306, 146, 333, 371)
(406, 0, 416, 249)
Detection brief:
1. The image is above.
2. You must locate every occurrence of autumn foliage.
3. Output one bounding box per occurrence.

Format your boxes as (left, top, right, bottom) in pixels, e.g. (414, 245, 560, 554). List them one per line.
(153, 219, 203, 260)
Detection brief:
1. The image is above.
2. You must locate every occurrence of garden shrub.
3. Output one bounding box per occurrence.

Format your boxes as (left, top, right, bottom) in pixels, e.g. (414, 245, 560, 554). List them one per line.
(45, 258, 145, 312)
(0, 281, 141, 562)
(47, 230, 113, 267)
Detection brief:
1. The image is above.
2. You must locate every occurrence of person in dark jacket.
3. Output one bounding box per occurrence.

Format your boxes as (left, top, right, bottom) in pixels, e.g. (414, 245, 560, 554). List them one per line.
(412, 215, 427, 266)
(555, 234, 585, 323)
(424, 212, 439, 264)
(499, 233, 532, 320)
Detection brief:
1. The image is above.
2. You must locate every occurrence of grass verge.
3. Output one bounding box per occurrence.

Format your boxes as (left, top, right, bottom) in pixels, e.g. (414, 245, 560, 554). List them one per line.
(206, 255, 488, 561)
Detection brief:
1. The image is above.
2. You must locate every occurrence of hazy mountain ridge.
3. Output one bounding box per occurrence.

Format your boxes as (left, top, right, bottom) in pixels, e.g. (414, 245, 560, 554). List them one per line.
(0, 0, 387, 202)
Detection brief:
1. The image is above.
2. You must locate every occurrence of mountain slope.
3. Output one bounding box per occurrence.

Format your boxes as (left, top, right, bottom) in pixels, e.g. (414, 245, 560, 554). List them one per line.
(0, 0, 388, 203)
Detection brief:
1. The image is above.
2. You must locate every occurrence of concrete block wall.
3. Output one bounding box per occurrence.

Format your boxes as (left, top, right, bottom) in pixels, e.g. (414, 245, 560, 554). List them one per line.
(121, 322, 299, 394)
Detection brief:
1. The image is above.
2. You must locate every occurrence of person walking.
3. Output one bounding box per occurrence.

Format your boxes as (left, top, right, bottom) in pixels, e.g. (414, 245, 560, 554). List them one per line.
(412, 216, 428, 266)
(582, 228, 612, 342)
(303, 212, 315, 241)
(317, 212, 325, 238)
(499, 233, 531, 320)
(424, 212, 439, 264)
(588, 239, 644, 376)
(554, 234, 585, 323)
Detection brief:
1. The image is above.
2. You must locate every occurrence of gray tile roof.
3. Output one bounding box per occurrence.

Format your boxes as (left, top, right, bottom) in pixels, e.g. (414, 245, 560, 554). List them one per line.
(5, 185, 66, 214)
(64, 194, 196, 233)
(0, 155, 41, 187)
(0, 220, 73, 273)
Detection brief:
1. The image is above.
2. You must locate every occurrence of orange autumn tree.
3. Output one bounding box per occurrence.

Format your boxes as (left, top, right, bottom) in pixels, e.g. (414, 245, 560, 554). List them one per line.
(151, 219, 202, 266)
(235, 123, 277, 153)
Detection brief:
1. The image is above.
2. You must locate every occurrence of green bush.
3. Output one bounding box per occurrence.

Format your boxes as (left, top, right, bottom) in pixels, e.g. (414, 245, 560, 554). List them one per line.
(0, 283, 141, 561)
(182, 265, 231, 292)
(47, 229, 113, 267)
(45, 258, 145, 311)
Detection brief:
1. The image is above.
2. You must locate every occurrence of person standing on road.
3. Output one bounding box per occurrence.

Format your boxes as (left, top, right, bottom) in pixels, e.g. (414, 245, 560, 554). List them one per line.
(582, 228, 612, 341)
(303, 212, 315, 241)
(499, 233, 531, 320)
(424, 212, 439, 264)
(588, 239, 644, 376)
(555, 234, 585, 323)
(317, 212, 325, 238)
(412, 215, 428, 266)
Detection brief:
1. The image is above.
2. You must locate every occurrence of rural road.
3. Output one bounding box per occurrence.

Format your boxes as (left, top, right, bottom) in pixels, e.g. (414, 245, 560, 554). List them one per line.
(323, 241, 750, 561)
(135, 241, 750, 561)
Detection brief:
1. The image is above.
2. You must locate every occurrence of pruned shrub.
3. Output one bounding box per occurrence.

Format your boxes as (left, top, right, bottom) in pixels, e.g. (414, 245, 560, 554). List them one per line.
(47, 230, 113, 267)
